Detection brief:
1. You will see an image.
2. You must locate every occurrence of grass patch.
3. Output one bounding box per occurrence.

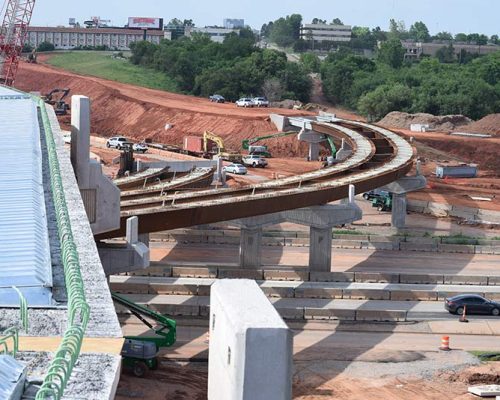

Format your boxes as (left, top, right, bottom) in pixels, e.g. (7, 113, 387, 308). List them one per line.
(332, 230, 368, 236)
(46, 51, 179, 92)
(470, 351, 500, 361)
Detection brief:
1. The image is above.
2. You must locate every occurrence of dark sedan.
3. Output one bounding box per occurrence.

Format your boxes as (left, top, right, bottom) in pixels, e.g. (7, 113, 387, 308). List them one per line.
(445, 294, 500, 316)
(209, 94, 225, 103)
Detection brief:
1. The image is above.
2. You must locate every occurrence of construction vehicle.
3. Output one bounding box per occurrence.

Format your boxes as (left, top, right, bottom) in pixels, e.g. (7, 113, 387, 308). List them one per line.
(369, 190, 393, 212)
(42, 88, 71, 115)
(0, 0, 37, 86)
(242, 131, 298, 158)
(111, 292, 176, 377)
(203, 131, 242, 163)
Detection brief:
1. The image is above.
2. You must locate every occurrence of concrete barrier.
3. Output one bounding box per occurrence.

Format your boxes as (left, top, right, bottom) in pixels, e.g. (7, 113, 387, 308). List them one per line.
(342, 289, 391, 300)
(355, 309, 407, 322)
(354, 272, 399, 283)
(444, 275, 488, 285)
(438, 244, 475, 254)
(109, 279, 149, 294)
(400, 274, 444, 284)
(400, 242, 438, 252)
(361, 241, 397, 250)
(304, 308, 356, 321)
(294, 287, 343, 299)
(277, 307, 305, 320)
(309, 272, 355, 282)
(218, 269, 264, 280)
(172, 267, 218, 278)
(390, 290, 438, 301)
(149, 282, 200, 295)
(260, 286, 295, 298)
(332, 240, 362, 249)
(488, 277, 500, 286)
(263, 270, 309, 281)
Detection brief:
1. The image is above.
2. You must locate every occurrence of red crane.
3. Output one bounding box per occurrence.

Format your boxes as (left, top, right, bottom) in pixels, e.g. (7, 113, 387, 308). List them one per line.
(0, 0, 36, 86)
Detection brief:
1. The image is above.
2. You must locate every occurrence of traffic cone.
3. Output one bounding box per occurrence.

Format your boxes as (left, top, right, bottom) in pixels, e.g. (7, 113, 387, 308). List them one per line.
(439, 336, 451, 351)
(459, 305, 469, 323)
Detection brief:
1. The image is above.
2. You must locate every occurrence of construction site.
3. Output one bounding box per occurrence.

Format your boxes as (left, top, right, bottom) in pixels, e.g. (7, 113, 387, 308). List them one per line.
(1, 2, 500, 400)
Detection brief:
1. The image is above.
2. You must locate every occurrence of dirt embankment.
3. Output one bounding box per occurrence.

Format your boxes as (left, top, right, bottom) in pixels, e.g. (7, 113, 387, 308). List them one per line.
(379, 112, 472, 132)
(15, 61, 314, 157)
(460, 114, 500, 136)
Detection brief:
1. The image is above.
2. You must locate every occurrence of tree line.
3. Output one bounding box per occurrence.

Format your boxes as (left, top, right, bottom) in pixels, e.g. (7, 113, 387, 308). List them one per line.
(129, 29, 312, 102)
(321, 45, 500, 121)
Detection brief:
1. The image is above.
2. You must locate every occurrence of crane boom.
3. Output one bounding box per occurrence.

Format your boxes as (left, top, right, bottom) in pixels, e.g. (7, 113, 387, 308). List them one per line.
(0, 0, 36, 86)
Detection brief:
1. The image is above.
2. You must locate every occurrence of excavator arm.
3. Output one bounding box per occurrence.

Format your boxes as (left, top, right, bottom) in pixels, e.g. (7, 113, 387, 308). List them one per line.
(203, 131, 225, 153)
(242, 131, 297, 150)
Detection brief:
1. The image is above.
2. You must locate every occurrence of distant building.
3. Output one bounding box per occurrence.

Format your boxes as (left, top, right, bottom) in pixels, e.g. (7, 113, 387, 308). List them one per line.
(185, 26, 239, 43)
(300, 23, 352, 45)
(402, 40, 499, 60)
(27, 26, 164, 50)
(223, 18, 245, 29)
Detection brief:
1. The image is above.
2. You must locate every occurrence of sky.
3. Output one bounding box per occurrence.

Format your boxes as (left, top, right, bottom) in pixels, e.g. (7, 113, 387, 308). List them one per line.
(27, 0, 499, 36)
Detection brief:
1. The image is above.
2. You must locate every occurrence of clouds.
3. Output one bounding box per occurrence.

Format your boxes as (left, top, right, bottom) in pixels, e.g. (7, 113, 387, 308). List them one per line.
(30, 0, 498, 36)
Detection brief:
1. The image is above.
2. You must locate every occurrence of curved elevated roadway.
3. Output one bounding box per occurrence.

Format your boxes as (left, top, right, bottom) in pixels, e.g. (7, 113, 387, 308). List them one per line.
(96, 120, 415, 240)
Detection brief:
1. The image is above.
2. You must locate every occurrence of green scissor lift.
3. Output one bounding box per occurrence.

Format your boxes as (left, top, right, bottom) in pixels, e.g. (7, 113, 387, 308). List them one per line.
(112, 292, 177, 377)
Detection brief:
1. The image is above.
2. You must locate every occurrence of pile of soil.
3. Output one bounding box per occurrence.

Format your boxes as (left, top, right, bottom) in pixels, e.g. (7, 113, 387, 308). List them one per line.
(379, 112, 472, 132)
(271, 99, 303, 109)
(15, 61, 314, 158)
(467, 373, 500, 385)
(460, 114, 500, 136)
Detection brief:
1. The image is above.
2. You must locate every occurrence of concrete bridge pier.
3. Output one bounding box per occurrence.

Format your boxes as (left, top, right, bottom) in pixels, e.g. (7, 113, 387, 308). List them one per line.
(380, 165, 427, 229)
(298, 128, 327, 162)
(232, 185, 362, 271)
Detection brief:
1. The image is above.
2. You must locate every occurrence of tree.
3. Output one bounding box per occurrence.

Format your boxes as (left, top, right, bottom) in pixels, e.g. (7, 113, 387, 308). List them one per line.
(455, 33, 468, 42)
(491, 35, 499, 45)
(409, 21, 430, 42)
(331, 18, 344, 25)
(268, 14, 303, 48)
(22, 43, 33, 53)
(300, 53, 321, 73)
(262, 78, 284, 101)
(358, 84, 413, 121)
(435, 44, 456, 63)
(312, 18, 326, 24)
(37, 41, 55, 52)
(433, 31, 453, 41)
(377, 39, 406, 68)
(388, 19, 408, 40)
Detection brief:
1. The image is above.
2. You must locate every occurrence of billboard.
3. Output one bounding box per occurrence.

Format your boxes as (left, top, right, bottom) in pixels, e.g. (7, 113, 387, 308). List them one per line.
(128, 17, 163, 30)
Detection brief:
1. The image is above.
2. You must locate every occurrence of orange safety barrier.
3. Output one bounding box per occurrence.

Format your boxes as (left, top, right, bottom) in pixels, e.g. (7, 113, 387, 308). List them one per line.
(440, 336, 451, 351)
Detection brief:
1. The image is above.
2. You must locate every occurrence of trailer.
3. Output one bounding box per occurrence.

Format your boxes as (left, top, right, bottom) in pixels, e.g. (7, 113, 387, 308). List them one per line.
(436, 164, 478, 179)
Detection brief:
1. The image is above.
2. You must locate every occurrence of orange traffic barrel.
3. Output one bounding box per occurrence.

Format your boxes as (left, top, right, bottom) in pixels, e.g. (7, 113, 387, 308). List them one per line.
(440, 336, 451, 351)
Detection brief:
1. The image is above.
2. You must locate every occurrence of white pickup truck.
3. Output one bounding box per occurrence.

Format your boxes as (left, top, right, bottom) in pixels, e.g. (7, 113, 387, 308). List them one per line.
(242, 155, 268, 168)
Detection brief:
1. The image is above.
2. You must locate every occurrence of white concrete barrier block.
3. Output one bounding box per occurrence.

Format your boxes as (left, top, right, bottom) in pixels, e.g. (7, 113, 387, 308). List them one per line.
(208, 279, 293, 400)
(469, 385, 500, 396)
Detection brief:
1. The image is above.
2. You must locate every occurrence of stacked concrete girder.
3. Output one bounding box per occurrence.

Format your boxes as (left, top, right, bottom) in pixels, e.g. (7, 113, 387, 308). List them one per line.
(232, 185, 362, 271)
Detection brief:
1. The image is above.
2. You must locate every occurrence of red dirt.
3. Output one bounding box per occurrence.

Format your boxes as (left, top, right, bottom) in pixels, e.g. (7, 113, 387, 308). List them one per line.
(15, 61, 315, 157)
(460, 114, 500, 136)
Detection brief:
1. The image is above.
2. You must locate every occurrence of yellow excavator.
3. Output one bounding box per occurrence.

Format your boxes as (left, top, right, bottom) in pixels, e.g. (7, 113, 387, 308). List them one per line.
(203, 131, 242, 163)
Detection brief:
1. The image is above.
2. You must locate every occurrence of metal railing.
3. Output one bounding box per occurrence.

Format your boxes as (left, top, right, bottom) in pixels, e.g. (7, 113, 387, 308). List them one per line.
(35, 100, 90, 400)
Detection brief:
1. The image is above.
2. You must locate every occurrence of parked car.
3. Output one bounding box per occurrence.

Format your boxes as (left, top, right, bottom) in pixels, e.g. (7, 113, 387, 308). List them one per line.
(242, 155, 268, 168)
(132, 143, 148, 153)
(252, 97, 269, 107)
(236, 98, 254, 108)
(209, 94, 225, 103)
(224, 163, 248, 175)
(445, 294, 500, 316)
(362, 189, 388, 201)
(106, 136, 132, 150)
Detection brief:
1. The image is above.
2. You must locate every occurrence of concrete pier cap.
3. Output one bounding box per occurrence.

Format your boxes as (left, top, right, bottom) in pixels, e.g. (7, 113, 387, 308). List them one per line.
(208, 279, 293, 400)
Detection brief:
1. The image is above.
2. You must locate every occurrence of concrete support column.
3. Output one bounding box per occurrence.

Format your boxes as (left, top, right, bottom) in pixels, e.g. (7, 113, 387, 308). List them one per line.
(239, 227, 263, 268)
(138, 233, 150, 247)
(308, 142, 320, 161)
(70, 95, 91, 188)
(392, 193, 407, 229)
(309, 227, 332, 272)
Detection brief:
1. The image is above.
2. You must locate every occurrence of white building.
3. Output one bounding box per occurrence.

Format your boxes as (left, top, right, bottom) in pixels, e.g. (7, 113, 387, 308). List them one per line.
(300, 24, 352, 44)
(223, 18, 245, 29)
(185, 26, 240, 43)
(27, 26, 165, 50)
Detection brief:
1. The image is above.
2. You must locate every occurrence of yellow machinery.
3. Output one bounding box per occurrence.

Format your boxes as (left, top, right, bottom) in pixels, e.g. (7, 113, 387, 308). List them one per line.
(203, 131, 242, 163)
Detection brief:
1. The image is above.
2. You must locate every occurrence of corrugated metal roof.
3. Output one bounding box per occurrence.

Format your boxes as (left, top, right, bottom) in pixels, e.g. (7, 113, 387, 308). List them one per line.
(0, 91, 53, 306)
(0, 355, 26, 400)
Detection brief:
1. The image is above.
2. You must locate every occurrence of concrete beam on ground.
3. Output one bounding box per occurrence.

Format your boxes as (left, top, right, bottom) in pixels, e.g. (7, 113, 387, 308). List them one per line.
(208, 280, 292, 400)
